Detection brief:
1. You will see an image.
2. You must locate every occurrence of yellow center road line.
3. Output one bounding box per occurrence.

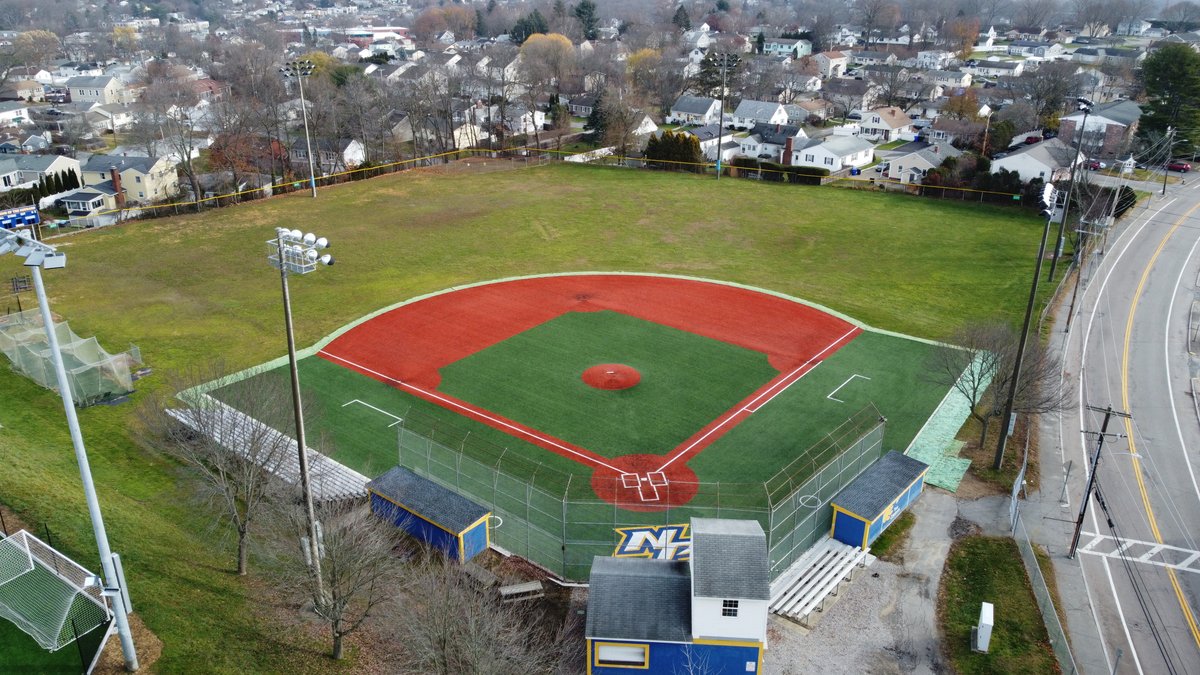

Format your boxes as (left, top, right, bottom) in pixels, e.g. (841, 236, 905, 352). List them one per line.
(1121, 200, 1200, 651)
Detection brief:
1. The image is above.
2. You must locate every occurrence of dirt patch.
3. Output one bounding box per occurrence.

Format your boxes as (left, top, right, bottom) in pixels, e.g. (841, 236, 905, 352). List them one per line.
(94, 612, 164, 674)
(948, 515, 980, 540)
(581, 363, 641, 390)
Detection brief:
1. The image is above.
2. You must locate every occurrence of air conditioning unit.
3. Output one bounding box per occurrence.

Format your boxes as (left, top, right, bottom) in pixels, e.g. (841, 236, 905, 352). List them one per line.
(971, 602, 994, 653)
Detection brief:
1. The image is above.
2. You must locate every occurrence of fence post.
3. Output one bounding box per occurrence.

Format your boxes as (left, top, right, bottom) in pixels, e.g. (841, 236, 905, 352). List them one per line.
(0, 509, 6, 537)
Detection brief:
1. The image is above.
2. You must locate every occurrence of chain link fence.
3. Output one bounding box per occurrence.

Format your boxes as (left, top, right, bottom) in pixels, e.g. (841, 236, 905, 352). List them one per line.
(1013, 512, 1078, 674)
(396, 404, 886, 580)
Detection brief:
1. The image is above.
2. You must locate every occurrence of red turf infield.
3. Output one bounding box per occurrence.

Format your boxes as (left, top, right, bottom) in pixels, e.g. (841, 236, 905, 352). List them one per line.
(319, 274, 860, 511)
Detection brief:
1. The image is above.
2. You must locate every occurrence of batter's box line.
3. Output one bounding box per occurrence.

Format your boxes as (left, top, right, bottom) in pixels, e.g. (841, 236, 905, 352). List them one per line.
(827, 374, 871, 403)
(342, 399, 405, 427)
(620, 472, 666, 502)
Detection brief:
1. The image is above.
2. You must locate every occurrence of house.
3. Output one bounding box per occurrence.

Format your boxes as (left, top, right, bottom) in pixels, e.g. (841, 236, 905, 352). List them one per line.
(884, 141, 961, 183)
(924, 70, 972, 88)
(58, 181, 121, 220)
(730, 100, 788, 130)
(1007, 40, 1064, 58)
(763, 37, 812, 58)
(384, 110, 414, 143)
(209, 133, 289, 173)
(738, 123, 808, 162)
(0, 80, 44, 102)
(0, 158, 22, 189)
(852, 50, 897, 66)
(965, 60, 1024, 77)
(585, 518, 768, 674)
(814, 51, 849, 79)
(678, 124, 738, 162)
(821, 79, 880, 117)
(792, 99, 832, 123)
(20, 133, 49, 153)
(991, 137, 1082, 182)
(10, 154, 81, 187)
(859, 106, 914, 141)
(915, 50, 953, 69)
(667, 96, 722, 126)
(65, 75, 124, 105)
(1058, 99, 1141, 159)
(81, 154, 179, 204)
(0, 101, 29, 125)
(289, 138, 365, 175)
(90, 104, 135, 132)
(791, 135, 875, 171)
(568, 94, 597, 117)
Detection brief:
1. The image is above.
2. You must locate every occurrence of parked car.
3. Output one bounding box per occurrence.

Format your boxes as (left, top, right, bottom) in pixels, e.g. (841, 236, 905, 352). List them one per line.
(1085, 159, 1107, 170)
(1168, 160, 1192, 172)
(1025, 135, 1043, 144)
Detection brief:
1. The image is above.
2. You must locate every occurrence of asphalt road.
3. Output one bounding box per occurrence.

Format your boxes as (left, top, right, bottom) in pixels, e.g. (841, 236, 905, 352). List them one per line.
(1047, 173, 1200, 673)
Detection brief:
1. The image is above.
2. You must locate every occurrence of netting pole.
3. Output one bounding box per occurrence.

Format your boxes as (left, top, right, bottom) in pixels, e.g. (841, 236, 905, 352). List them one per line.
(0, 509, 6, 538)
(562, 475, 570, 576)
(30, 265, 138, 671)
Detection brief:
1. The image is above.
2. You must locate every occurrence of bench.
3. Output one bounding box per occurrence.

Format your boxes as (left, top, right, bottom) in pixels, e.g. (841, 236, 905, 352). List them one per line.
(498, 580, 544, 603)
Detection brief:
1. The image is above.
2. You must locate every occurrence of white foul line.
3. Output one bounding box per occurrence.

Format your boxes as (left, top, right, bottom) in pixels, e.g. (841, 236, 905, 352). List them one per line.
(827, 374, 871, 403)
(319, 350, 622, 473)
(658, 327, 858, 472)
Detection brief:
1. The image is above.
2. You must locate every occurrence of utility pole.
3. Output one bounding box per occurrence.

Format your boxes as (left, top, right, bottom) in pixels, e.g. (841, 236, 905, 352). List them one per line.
(1048, 97, 1093, 283)
(1162, 127, 1175, 196)
(1068, 405, 1131, 558)
(994, 184, 1058, 470)
(714, 53, 737, 181)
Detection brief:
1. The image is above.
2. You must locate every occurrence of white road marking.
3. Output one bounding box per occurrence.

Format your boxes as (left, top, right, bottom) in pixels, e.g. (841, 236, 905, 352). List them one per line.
(826, 374, 871, 403)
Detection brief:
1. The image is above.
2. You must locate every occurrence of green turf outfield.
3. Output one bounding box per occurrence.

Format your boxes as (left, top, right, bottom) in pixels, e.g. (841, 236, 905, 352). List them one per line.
(214, 323, 951, 505)
(437, 310, 777, 457)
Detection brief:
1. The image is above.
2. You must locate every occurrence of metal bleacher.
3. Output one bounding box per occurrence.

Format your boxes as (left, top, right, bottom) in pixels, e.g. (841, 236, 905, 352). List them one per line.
(769, 537, 874, 626)
(166, 396, 369, 501)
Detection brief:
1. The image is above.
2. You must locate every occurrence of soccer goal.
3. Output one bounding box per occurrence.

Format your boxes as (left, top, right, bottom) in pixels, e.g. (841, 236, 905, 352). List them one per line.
(0, 530, 110, 652)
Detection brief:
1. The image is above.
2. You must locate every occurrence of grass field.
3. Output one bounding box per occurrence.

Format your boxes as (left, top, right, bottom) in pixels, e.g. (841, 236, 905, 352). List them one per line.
(0, 162, 1054, 669)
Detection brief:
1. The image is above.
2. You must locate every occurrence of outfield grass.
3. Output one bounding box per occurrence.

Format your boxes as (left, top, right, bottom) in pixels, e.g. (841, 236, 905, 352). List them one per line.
(939, 536, 1058, 674)
(0, 162, 1053, 669)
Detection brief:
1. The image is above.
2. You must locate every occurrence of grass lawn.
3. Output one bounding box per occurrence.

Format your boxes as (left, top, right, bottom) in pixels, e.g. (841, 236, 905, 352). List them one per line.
(870, 510, 915, 561)
(876, 139, 908, 150)
(0, 162, 1054, 669)
(939, 536, 1059, 674)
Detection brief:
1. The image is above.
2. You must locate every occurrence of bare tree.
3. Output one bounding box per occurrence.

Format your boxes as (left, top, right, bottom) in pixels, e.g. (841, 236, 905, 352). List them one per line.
(1014, 0, 1059, 29)
(1160, 0, 1200, 32)
(264, 498, 405, 660)
(926, 322, 1072, 449)
(854, 0, 901, 48)
(135, 365, 294, 575)
(1003, 62, 1081, 126)
(391, 554, 573, 673)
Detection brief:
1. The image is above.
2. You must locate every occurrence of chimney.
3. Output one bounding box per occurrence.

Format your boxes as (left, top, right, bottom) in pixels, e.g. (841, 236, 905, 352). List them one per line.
(110, 167, 125, 208)
(784, 137, 794, 166)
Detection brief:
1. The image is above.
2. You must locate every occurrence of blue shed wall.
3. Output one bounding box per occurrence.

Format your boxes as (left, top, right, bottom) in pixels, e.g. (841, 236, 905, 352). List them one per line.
(587, 639, 762, 674)
(832, 512, 868, 549)
(370, 492, 461, 560)
(461, 518, 489, 561)
(865, 474, 926, 547)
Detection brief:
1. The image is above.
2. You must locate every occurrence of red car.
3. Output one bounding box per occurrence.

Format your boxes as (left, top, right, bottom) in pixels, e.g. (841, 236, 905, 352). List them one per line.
(1168, 160, 1192, 172)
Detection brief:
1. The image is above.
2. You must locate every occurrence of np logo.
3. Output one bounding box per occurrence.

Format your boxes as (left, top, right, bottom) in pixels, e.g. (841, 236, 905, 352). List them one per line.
(613, 524, 691, 560)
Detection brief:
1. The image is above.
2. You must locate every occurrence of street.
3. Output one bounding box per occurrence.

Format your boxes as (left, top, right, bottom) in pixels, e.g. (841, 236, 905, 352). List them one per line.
(1038, 173, 1200, 673)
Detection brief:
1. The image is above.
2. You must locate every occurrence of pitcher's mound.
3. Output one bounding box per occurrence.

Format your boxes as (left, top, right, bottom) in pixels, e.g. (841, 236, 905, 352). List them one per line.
(582, 364, 641, 390)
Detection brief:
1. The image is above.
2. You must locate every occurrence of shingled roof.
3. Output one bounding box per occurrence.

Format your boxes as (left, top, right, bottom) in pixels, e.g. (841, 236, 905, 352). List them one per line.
(671, 95, 719, 115)
(833, 452, 928, 521)
(690, 518, 769, 600)
(585, 557, 692, 641)
(366, 466, 488, 532)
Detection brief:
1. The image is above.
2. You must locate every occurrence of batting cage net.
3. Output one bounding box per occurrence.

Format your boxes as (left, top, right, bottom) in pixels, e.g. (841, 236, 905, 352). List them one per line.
(0, 530, 110, 652)
(397, 405, 885, 581)
(0, 309, 141, 406)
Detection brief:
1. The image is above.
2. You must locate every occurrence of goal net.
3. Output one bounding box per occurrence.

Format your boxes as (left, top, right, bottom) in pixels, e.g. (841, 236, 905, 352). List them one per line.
(0, 530, 110, 651)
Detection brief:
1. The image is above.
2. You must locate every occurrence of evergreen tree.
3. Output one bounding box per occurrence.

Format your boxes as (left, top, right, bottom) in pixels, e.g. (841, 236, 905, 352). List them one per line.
(672, 6, 691, 31)
(645, 133, 660, 167)
(66, 170, 80, 190)
(573, 0, 599, 40)
(511, 9, 550, 44)
(1139, 43, 1200, 152)
(476, 9, 488, 37)
(716, 0, 730, 11)
(52, 171, 64, 194)
(755, 32, 765, 54)
(584, 92, 606, 143)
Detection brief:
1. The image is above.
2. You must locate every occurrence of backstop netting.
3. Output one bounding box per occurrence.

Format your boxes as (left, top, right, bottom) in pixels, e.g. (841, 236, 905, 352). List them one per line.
(0, 530, 110, 651)
(396, 405, 886, 581)
(0, 309, 141, 406)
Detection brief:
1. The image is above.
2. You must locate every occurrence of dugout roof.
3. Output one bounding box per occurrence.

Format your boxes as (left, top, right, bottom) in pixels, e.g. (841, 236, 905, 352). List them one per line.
(833, 451, 929, 521)
(366, 466, 488, 532)
(586, 557, 691, 642)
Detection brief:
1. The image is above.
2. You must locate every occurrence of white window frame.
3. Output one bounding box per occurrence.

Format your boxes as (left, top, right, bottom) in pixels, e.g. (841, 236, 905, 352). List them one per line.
(594, 642, 649, 669)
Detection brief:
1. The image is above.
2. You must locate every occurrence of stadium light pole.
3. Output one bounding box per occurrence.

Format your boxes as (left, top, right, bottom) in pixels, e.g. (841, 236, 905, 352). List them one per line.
(268, 227, 334, 601)
(0, 229, 139, 671)
(714, 53, 738, 181)
(994, 184, 1058, 471)
(280, 60, 319, 198)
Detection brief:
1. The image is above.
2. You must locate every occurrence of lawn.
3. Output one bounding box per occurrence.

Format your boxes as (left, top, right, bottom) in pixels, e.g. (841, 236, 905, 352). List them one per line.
(939, 536, 1059, 674)
(0, 162, 1052, 669)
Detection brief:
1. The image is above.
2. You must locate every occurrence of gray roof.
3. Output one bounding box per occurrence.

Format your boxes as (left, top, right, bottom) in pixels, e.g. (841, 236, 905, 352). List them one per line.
(732, 99, 783, 121)
(0, 101, 28, 113)
(12, 154, 73, 172)
(65, 75, 117, 88)
(819, 135, 875, 156)
(690, 518, 769, 600)
(82, 154, 157, 174)
(585, 557, 691, 641)
(855, 51, 892, 60)
(685, 123, 723, 142)
(833, 451, 928, 520)
(747, 122, 804, 145)
(1067, 99, 1141, 128)
(672, 95, 719, 115)
(366, 466, 489, 532)
(1006, 136, 1079, 168)
(978, 60, 1020, 69)
(896, 141, 962, 165)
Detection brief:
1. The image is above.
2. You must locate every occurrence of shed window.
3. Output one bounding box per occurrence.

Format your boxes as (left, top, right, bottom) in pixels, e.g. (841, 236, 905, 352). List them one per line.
(722, 599, 739, 617)
(595, 643, 649, 668)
